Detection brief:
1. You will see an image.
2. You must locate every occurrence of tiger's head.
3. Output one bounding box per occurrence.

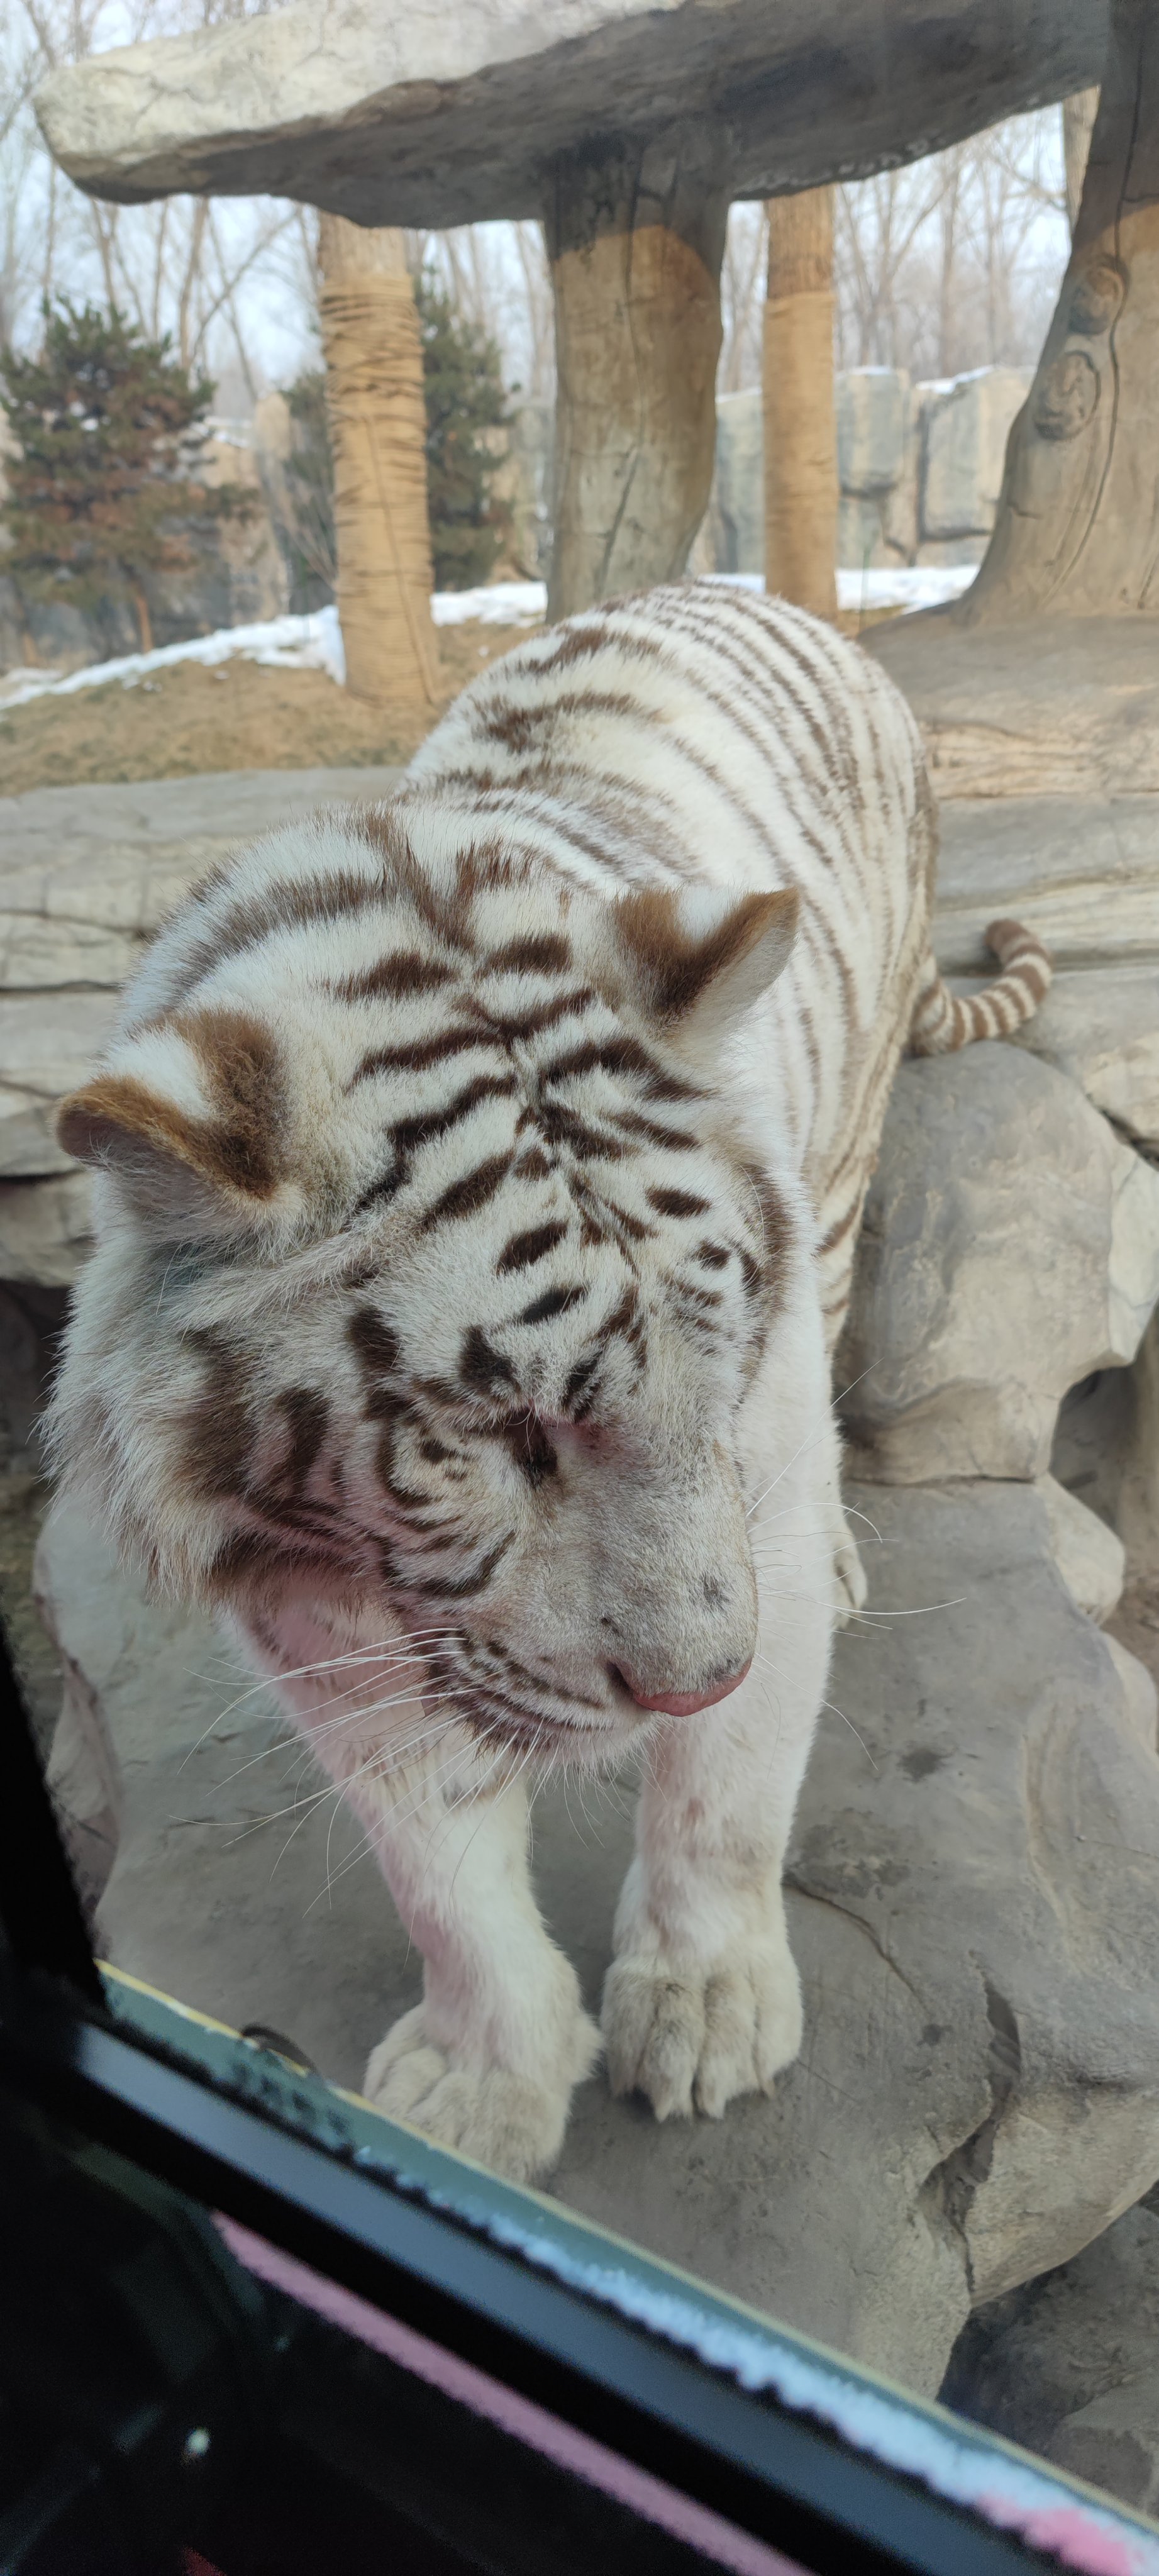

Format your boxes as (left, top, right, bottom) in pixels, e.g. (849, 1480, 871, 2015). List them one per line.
(50, 804, 810, 1762)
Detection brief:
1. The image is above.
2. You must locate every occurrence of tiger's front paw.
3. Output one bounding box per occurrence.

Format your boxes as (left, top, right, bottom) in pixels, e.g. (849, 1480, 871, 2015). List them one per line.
(602, 1927, 803, 2123)
(362, 2001, 599, 2184)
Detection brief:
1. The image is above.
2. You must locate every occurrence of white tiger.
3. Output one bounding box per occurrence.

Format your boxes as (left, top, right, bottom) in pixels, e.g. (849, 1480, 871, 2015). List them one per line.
(50, 582, 1050, 2180)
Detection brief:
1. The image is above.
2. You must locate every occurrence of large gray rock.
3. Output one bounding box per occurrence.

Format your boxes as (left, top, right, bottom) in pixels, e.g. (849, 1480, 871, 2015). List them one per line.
(869, 611, 1159, 806)
(870, 636, 1159, 974)
(837, 368, 909, 497)
(931, 796, 1159, 978)
(1053, 1311, 1159, 1589)
(835, 368, 919, 572)
(702, 368, 1031, 578)
(701, 390, 764, 578)
(0, 767, 402, 1282)
(1036, 1472, 1126, 1626)
(840, 1046, 1159, 1483)
(33, 1475, 1159, 2400)
(0, 994, 116, 1177)
(35, 0, 1105, 229)
(0, 766, 406, 996)
(0, 1174, 92, 1287)
(943, 2203, 1159, 2516)
(919, 369, 1033, 543)
(1009, 967, 1159, 1150)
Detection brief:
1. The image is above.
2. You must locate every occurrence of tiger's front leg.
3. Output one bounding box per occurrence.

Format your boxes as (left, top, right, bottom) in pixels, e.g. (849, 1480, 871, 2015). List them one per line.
(357, 1757, 599, 2179)
(235, 1610, 597, 2182)
(603, 1592, 832, 2121)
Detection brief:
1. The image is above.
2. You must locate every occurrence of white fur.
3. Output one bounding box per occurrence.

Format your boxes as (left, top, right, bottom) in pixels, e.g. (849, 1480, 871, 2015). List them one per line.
(52, 585, 961, 2179)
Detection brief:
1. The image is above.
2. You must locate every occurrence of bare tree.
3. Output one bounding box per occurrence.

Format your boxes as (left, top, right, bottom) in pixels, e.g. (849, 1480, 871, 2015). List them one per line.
(720, 203, 767, 392)
(833, 109, 1068, 381)
(1, 0, 312, 404)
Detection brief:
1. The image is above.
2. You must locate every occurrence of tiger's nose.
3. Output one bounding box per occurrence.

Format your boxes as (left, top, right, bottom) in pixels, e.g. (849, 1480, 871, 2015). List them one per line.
(618, 1660, 751, 1718)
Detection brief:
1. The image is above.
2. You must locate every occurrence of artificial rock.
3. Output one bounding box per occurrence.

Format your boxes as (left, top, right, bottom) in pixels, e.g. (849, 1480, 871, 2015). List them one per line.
(0, 1174, 93, 1288)
(0, 767, 402, 1284)
(839, 1045, 1159, 1483)
(35, 0, 1105, 231)
(696, 367, 1032, 579)
(868, 611, 1159, 808)
(1008, 967, 1159, 1150)
(1053, 1313, 1159, 1589)
(1036, 1472, 1126, 1625)
(943, 2202, 1159, 2516)
(921, 370, 1033, 543)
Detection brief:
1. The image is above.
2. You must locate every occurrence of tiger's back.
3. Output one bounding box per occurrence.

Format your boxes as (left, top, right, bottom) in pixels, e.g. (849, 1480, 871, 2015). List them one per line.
(403, 579, 938, 1346)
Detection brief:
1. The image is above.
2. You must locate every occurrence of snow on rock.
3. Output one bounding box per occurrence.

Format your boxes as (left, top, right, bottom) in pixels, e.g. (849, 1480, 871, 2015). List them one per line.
(835, 564, 977, 612)
(431, 580, 547, 627)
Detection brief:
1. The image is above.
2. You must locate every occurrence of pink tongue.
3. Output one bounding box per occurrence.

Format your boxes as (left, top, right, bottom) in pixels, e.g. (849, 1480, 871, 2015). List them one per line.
(628, 1661, 751, 1718)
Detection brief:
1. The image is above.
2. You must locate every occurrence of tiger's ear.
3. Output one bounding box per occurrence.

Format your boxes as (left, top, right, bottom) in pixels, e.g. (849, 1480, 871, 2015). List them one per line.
(57, 1009, 287, 1241)
(614, 886, 799, 1068)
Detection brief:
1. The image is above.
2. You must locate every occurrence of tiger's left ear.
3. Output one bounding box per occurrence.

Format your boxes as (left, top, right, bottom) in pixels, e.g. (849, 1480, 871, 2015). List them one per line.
(614, 886, 799, 1070)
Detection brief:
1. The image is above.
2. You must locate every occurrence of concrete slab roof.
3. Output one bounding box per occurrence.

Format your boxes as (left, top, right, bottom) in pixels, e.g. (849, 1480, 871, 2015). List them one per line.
(37, 0, 1107, 228)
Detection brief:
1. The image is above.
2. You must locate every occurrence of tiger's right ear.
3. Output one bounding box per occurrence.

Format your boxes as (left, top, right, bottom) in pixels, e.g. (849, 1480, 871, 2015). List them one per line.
(613, 884, 799, 1072)
(57, 1010, 289, 1241)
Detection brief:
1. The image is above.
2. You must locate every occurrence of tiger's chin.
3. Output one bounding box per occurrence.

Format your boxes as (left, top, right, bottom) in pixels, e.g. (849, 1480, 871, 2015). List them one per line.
(460, 1696, 652, 1770)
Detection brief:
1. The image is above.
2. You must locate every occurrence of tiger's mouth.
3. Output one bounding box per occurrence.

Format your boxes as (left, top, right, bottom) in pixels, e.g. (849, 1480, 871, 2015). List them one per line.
(418, 1644, 750, 1759)
(418, 1635, 649, 1756)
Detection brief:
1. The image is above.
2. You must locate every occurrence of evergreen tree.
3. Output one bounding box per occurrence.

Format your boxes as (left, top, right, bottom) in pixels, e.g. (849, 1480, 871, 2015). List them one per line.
(414, 270, 512, 590)
(0, 301, 248, 654)
(280, 275, 513, 602)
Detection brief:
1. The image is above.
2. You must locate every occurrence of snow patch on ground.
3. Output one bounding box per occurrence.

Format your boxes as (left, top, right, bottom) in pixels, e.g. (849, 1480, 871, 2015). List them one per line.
(0, 567, 975, 713)
(838, 564, 977, 611)
(0, 605, 348, 711)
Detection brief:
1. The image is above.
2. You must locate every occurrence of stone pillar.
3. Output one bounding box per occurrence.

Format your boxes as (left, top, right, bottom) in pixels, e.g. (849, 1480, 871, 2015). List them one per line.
(545, 124, 727, 620)
(316, 214, 441, 709)
(763, 187, 838, 621)
(960, 0, 1159, 625)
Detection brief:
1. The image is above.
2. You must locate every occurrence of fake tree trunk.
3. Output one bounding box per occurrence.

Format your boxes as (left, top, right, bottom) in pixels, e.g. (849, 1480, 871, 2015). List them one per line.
(763, 187, 838, 622)
(962, 0, 1159, 625)
(545, 125, 727, 620)
(316, 214, 440, 709)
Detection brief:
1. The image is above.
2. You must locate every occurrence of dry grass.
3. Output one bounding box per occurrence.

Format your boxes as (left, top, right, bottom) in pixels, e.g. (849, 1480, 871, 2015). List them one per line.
(0, 603, 906, 799)
(0, 619, 536, 797)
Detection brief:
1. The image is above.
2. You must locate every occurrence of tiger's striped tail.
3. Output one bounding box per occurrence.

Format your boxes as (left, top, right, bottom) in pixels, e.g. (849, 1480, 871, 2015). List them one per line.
(908, 918, 1053, 1057)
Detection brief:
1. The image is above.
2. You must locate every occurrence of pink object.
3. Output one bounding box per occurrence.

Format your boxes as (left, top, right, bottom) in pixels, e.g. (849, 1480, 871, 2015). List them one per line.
(980, 2496, 1150, 2576)
(216, 2213, 804, 2576)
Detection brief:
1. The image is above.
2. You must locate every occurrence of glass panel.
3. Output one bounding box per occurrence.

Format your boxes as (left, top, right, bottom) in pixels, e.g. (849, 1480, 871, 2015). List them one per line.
(3, 0, 1158, 2549)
